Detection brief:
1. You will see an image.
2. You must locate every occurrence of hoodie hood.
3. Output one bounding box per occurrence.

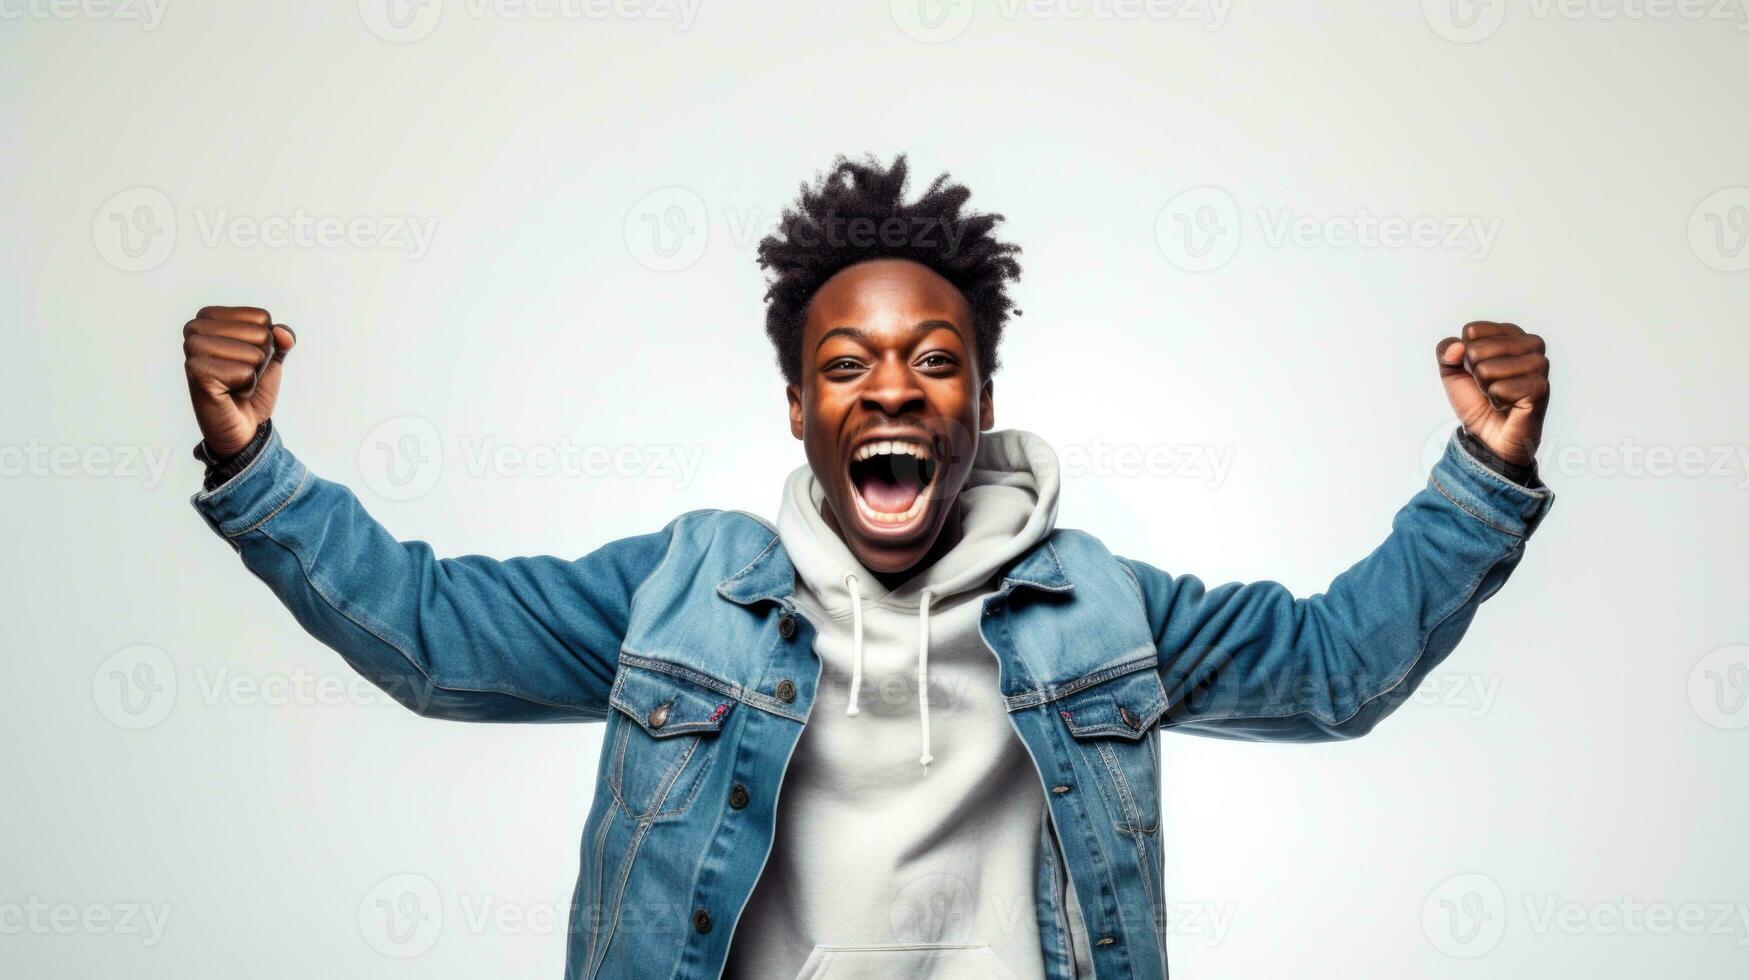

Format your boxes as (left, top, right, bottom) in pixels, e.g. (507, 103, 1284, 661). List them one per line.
(775, 428, 1060, 772)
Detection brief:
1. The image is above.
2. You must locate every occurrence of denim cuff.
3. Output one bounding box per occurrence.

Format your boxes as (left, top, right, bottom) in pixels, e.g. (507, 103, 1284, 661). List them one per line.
(1453, 427, 1542, 488)
(189, 425, 308, 542)
(1428, 429, 1555, 540)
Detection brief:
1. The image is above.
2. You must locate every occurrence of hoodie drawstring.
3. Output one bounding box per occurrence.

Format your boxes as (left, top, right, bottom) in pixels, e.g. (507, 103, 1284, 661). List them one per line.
(917, 588, 934, 773)
(839, 572, 936, 774)
(841, 571, 864, 716)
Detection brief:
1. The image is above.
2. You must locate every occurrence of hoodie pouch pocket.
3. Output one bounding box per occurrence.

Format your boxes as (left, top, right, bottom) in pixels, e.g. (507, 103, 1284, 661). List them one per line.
(794, 943, 1018, 979)
(606, 659, 734, 818)
(1056, 667, 1168, 834)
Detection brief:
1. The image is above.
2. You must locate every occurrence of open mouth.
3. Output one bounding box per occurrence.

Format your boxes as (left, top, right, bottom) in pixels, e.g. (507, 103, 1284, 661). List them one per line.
(847, 439, 939, 529)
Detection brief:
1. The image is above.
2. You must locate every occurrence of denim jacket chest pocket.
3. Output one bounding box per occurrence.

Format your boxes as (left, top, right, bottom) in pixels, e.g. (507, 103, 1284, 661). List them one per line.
(1055, 668, 1169, 834)
(606, 659, 735, 819)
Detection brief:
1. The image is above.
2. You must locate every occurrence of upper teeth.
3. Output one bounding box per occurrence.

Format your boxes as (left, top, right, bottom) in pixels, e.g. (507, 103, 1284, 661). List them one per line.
(855, 440, 930, 461)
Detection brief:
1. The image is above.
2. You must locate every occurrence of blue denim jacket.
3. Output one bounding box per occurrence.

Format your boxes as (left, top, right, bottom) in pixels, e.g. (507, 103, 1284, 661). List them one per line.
(191, 428, 1552, 979)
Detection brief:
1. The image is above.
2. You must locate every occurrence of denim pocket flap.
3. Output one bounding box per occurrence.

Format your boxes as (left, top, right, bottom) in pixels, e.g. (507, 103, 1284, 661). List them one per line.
(1056, 667, 1168, 740)
(609, 662, 734, 739)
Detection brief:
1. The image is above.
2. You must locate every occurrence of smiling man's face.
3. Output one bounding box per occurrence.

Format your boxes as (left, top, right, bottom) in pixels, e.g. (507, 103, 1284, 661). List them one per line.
(787, 257, 994, 576)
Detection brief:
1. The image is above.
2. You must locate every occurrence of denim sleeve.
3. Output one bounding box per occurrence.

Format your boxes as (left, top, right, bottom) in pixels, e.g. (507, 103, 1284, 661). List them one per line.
(1120, 429, 1554, 741)
(189, 426, 676, 723)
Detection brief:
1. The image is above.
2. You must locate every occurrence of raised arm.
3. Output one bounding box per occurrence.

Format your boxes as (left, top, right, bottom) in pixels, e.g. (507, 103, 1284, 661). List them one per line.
(182, 307, 668, 722)
(1127, 322, 1555, 741)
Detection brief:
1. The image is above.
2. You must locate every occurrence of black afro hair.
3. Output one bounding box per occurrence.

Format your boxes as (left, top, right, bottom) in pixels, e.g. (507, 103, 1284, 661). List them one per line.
(756, 153, 1022, 384)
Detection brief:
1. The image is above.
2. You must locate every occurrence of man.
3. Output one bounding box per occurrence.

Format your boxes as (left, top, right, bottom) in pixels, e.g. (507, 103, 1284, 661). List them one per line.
(183, 154, 1553, 979)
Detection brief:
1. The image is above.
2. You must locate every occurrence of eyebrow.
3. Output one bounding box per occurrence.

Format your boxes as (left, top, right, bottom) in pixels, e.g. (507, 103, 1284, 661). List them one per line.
(815, 319, 965, 351)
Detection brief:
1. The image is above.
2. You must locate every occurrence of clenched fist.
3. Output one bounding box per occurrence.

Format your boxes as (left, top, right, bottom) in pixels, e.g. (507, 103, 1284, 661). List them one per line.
(183, 306, 297, 458)
(1438, 321, 1550, 467)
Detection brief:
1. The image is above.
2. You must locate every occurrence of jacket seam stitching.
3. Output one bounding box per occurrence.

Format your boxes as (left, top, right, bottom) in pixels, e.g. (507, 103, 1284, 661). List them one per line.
(617, 651, 803, 722)
(1005, 651, 1159, 710)
(1429, 471, 1524, 539)
(228, 465, 309, 537)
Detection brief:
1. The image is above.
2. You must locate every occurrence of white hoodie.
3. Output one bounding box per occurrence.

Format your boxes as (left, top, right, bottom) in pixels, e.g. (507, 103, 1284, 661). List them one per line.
(724, 429, 1092, 979)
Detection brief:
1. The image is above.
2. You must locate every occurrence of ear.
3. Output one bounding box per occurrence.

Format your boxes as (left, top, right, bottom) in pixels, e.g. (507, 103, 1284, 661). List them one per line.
(786, 382, 805, 440)
(978, 379, 995, 431)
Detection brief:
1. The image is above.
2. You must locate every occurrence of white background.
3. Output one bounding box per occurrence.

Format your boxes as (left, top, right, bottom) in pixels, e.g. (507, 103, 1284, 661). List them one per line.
(3, 1, 1747, 977)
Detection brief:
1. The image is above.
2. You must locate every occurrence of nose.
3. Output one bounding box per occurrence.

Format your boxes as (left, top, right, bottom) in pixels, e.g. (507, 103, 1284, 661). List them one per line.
(860, 356, 926, 418)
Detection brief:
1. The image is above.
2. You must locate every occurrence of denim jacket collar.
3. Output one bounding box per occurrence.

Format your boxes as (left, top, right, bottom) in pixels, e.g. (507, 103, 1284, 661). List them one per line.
(715, 522, 1074, 608)
(713, 528, 796, 607)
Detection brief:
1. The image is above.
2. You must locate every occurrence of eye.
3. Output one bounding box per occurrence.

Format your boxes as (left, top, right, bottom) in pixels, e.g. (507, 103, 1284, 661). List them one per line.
(916, 352, 959, 371)
(823, 357, 864, 375)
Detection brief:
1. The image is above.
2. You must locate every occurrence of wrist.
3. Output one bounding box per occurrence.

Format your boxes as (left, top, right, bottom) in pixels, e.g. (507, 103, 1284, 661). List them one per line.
(1455, 426, 1543, 489)
(196, 419, 273, 491)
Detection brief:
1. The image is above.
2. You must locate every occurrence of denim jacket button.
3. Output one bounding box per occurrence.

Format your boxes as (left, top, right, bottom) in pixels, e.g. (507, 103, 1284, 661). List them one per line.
(647, 700, 672, 729)
(692, 907, 712, 933)
(777, 613, 797, 639)
(775, 678, 797, 703)
(729, 783, 750, 810)
(1118, 705, 1140, 730)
